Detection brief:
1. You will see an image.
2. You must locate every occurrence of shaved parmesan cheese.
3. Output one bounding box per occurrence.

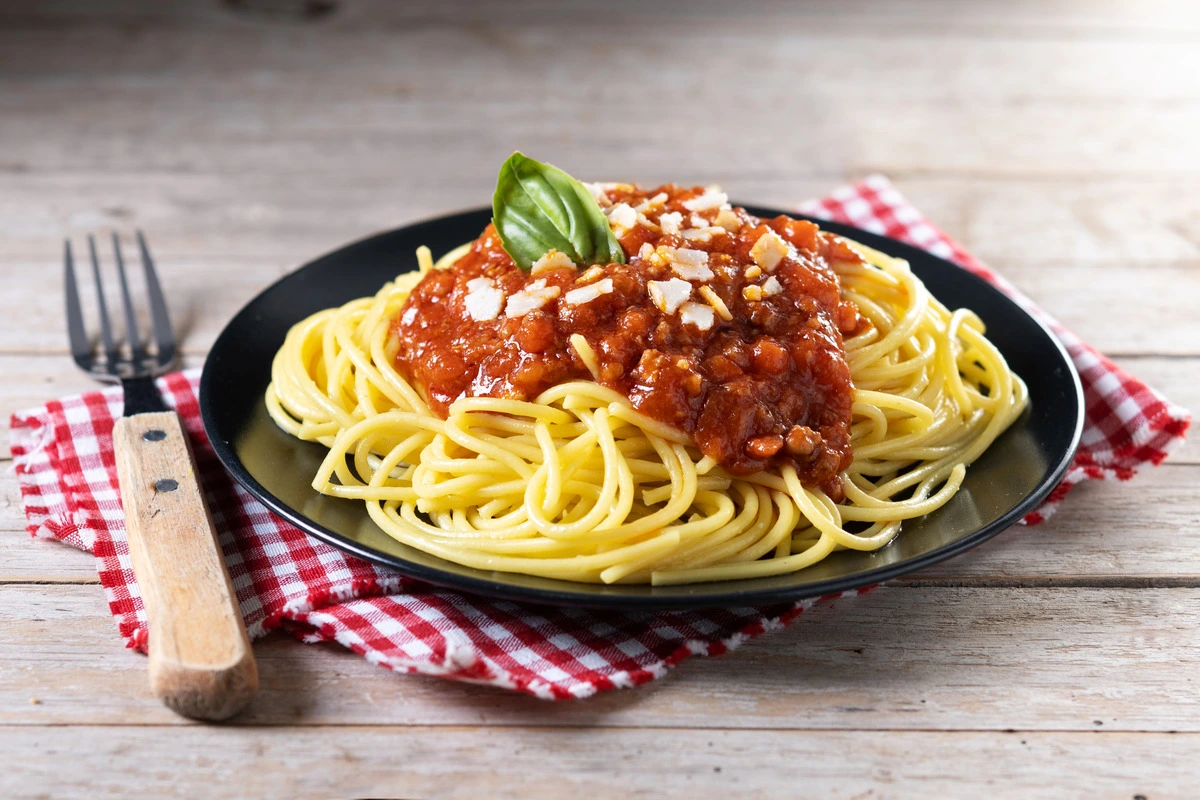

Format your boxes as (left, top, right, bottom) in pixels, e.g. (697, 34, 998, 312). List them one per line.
(564, 278, 614, 306)
(464, 278, 504, 321)
(633, 192, 669, 213)
(762, 275, 784, 296)
(659, 211, 683, 236)
(679, 301, 716, 331)
(647, 278, 693, 314)
(504, 282, 561, 318)
(607, 202, 637, 233)
(672, 260, 714, 281)
(682, 226, 724, 243)
(637, 242, 654, 260)
(689, 214, 708, 228)
(750, 230, 789, 272)
(682, 189, 728, 212)
(636, 212, 660, 232)
(698, 285, 733, 320)
(577, 265, 605, 283)
(715, 208, 742, 232)
(664, 247, 713, 281)
(530, 249, 576, 274)
(671, 247, 708, 267)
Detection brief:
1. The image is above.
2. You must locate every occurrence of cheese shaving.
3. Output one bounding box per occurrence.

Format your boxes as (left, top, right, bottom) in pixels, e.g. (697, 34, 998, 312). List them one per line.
(505, 283, 562, 318)
(750, 230, 789, 272)
(679, 301, 716, 331)
(464, 278, 504, 321)
(664, 247, 713, 281)
(698, 285, 733, 321)
(607, 203, 637, 233)
(715, 208, 742, 232)
(659, 212, 683, 236)
(530, 249, 576, 275)
(564, 278, 614, 306)
(577, 265, 605, 283)
(647, 278, 693, 315)
(682, 189, 729, 212)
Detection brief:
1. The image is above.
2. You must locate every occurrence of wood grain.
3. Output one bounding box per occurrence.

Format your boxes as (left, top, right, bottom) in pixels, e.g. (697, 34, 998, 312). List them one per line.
(4, 583, 1199, 732)
(0, 725, 1194, 799)
(4, 463, 1199, 585)
(3, 176, 1198, 265)
(5, 0, 1200, 35)
(2, 250, 1196, 357)
(3, 7, 1200, 185)
(112, 412, 257, 720)
(1, 0, 1197, 794)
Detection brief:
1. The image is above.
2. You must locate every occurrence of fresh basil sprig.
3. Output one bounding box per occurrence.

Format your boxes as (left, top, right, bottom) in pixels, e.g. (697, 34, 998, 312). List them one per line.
(492, 152, 626, 271)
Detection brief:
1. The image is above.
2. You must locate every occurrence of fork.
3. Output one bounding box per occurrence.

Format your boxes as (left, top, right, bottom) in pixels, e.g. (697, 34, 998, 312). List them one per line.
(65, 232, 257, 720)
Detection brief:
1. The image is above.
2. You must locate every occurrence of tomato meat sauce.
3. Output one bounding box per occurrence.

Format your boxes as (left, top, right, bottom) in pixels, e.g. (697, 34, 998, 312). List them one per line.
(391, 184, 866, 499)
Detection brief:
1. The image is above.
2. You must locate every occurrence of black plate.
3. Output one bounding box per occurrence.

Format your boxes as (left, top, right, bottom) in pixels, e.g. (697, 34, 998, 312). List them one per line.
(200, 207, 1083, 609)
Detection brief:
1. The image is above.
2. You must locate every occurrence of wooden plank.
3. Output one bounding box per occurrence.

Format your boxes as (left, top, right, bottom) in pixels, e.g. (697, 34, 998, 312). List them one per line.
(5, 19, 1200, 102)
(5, 465, 1197, 585)
(980, 261, 1200, 356)
(0, 541, 96, 584)
(3, 0, 1199, 39)
(3, 174, 1198, 268)
(0, 0, 1194, 790)
(3, 87, 1198, 183)
(4, 583, 1200, 732)
(905, 462, 1200, 581)
(0, 257, 284, 355)
(2, 248, 1196, 357)
(1, 353, 1191, 450)
(2, 11, 1200, 182)
(0, 727, 1194, 799)
(3, 350, 1190, 586)
(3, 443, 1197, 584)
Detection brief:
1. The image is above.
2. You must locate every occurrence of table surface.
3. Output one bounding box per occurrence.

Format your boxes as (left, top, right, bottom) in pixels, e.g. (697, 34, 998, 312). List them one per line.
(2, 1, 1198, 797)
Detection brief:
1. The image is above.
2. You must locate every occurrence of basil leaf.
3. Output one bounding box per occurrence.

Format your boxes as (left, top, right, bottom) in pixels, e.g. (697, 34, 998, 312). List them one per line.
(492, 152, 626, 271)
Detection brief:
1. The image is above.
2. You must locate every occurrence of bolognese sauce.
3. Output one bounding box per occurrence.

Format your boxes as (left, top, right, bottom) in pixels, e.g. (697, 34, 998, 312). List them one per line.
(391, 184, 864, 499)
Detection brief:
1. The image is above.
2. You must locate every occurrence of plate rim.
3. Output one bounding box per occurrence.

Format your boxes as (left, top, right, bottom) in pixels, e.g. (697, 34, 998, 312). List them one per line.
(199, 206, 1085, 609)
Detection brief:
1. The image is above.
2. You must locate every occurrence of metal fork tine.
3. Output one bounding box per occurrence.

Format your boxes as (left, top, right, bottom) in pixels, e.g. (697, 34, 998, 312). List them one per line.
(137, 230, 176, 368)
(87, 234, 119, 372)
(63, 241, 91, 365)
(111, 233, 146, 365)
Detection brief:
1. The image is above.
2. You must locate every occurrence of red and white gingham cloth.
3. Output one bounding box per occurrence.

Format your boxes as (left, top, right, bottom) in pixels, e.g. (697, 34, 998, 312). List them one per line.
(10, 176, 1190, 700)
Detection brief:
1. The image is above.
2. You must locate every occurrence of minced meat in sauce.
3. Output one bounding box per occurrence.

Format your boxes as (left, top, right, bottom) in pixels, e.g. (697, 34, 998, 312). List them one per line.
(391, 184, 865, 500)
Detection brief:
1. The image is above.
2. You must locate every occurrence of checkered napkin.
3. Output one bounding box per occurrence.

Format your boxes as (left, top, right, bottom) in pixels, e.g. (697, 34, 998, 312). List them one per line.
(10, 177, 1190, 700)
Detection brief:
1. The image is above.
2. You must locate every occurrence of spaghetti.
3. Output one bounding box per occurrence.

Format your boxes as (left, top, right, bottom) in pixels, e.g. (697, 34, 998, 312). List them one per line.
(266, 182, 1026, 585)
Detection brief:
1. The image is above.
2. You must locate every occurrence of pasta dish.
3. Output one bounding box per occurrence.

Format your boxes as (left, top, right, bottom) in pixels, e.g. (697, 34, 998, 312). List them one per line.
(266, 154, 1027, 585)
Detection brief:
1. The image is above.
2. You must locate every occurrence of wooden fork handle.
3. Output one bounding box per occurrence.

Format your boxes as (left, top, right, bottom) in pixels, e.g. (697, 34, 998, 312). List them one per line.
(113, 411, 258, 721)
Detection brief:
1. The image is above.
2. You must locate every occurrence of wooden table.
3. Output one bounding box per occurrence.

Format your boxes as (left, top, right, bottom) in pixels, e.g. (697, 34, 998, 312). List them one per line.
(2, 2, 1197, 796)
